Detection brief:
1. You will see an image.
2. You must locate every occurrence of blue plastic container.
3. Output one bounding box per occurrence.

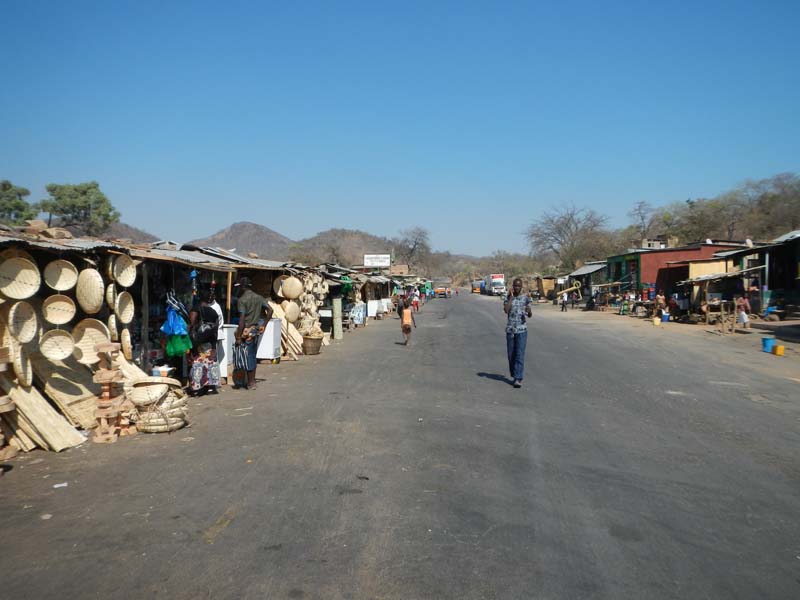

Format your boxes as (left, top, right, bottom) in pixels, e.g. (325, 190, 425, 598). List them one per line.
(762, 337, 776, 353)
(661, 313, 670, 323)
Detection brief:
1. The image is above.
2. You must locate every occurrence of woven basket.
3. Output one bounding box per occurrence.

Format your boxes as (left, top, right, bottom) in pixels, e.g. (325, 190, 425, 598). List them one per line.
(273, 275, 287, 298)
(39, 329, 75, 361)
(112, 255, 137, 288)
(108, 313, 118, 342)
(120, 328, 132, 360)
(281, 276, 303, 300)
(0, 248, 35, 263)
(43, 259, 79, 291)
(11, 339, 32, 386)
(42, 294, 76, 325)
(72, 318, 110, 365)
(106, 282, 116, 309)
(7, 301, 38, 344)
(115, 290, 134, 324)
(281, 300, 301, 323)
(130, 378, 170, 407)
(75, 269, 104, 314)
(0, 257, 41, 300)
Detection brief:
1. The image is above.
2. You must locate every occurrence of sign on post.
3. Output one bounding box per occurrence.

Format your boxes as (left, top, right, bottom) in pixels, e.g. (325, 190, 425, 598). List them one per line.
(364, 254, 391, 267)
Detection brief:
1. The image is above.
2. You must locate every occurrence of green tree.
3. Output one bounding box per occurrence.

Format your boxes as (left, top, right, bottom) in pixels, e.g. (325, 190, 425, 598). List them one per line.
(0, 180, 37, 225)
(38, 181, 120, 235)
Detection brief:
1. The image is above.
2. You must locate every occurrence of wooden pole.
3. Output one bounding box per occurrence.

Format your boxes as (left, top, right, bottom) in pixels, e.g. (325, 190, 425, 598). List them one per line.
(141, 262, 150, 372)
(332, 297, 343, 340)
(226, 271, 233, 322)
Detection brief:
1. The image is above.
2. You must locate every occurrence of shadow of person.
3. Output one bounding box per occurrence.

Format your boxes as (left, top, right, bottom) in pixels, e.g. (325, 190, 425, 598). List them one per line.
(477, 372, 512, 385)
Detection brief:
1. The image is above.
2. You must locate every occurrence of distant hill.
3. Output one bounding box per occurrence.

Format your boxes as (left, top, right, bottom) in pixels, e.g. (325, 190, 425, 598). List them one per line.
(189, 221, 294, 260)
(103, 222, 159, 244)
(295, 228, 394, 265)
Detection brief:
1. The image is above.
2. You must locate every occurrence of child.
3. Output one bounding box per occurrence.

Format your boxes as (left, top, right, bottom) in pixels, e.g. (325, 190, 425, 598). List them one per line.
(401, 297, 416, 345)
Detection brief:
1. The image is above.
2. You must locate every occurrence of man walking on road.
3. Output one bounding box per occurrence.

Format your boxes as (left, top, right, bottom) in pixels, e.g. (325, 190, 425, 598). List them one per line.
(561, 291, 568, 312)
(504, 277, 532, 388)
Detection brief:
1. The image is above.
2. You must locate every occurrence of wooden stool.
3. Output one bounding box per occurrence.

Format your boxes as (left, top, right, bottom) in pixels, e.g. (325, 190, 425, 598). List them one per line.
(92, 343, 124, 443)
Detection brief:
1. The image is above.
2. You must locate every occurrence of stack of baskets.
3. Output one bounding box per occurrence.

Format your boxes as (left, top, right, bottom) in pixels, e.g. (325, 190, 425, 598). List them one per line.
(128, 376, 188, 433)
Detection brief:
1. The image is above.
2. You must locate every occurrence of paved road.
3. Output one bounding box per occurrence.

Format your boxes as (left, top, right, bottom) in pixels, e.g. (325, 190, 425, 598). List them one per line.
(1, 294, 799, 599)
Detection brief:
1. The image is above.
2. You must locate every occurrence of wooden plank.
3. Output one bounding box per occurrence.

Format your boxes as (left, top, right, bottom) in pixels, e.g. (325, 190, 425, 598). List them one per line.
(0, 413, 36, 452)
(0, 373, 85, 452)
(29, 351, 99, 430)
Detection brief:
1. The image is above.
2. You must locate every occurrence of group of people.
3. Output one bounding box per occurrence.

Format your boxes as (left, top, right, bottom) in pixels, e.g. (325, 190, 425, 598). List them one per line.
(180, 276, 273, 395)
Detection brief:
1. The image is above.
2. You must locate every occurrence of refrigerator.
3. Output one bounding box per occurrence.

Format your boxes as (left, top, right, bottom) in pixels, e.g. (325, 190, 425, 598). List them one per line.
(256, 318, 282, 360)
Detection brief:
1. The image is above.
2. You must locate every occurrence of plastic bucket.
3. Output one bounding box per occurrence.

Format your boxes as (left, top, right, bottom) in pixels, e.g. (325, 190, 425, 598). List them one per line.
(661, 313, 670, 323)
(772, 344, 785, 357)
(762, 337, 776, 353)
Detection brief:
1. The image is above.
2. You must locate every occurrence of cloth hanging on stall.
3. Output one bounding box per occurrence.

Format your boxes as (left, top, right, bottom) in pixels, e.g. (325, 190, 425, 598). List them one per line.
(161, 305, 192, 357)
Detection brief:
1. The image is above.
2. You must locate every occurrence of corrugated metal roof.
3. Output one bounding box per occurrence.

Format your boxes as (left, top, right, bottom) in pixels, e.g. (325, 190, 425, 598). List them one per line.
(568, 263, 607, 277)
(677, 265, 765, 286)
(194, 246, 287, 270)
(713, 245, 777, 258)
(129, 247, 236, 272)
(773, 230, 800, 243)
(0, 233, 126, 252)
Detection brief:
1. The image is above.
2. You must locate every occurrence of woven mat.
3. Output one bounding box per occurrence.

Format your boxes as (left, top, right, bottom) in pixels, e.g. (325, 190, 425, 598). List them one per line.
(29, 351, 100, 429)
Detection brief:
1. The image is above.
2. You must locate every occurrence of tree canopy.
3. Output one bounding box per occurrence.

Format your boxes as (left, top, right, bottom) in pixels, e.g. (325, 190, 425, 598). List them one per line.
(38, 181, 120, 235)
(0, 180, 37, 225)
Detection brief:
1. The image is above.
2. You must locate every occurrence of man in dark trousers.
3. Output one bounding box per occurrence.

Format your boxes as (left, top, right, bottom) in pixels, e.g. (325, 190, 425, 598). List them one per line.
(504, 277, 532, 388)
(233, 276, 273, 390)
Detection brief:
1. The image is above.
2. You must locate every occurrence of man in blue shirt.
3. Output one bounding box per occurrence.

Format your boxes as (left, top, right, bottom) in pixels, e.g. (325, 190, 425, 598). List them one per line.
(503, 277, 532, 389)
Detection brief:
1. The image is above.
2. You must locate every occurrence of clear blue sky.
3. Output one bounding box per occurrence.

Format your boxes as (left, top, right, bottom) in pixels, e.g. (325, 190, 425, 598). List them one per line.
(2, 1, 799, 256)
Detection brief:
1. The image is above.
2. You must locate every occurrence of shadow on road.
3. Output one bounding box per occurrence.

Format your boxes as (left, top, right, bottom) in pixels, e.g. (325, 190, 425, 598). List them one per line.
(477, 372, 512, 385)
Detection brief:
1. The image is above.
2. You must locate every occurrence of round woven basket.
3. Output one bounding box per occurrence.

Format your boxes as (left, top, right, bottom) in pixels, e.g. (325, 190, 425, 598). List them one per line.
(42, 294, 76, 325)
(273, 275, 287, 297)
(6, 301, 38, 344)
(0, 248, 36, 263)
(11, 339, 32, 387)
(75, 269, 104, 314)
(112, 255, 137, 288)
(130, 377, 172, 406)
(115, 290, 134, 324)
(106, 282, 116, 309)
(108, 313, 118, 342)
(39, 329, 75, 361)
(281, 299, 301, 323)
(0, 257, 41, 300)
(120, 327, 132, 360)
(72, 318, 110, 365)
(43, 259, 79, 291)
(281, 276, 303, 300)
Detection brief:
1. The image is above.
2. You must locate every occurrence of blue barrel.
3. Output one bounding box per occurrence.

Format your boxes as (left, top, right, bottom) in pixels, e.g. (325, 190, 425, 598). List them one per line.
(661, 313, 670, 323)
(762, 337, 776, 353)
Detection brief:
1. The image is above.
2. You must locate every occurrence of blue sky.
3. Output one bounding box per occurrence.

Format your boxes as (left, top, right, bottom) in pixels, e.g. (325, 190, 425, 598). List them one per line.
(2, 1, 799, 256)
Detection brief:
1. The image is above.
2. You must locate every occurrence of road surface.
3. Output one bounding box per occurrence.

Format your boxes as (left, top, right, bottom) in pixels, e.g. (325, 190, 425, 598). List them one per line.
(1, 293, 799, 599)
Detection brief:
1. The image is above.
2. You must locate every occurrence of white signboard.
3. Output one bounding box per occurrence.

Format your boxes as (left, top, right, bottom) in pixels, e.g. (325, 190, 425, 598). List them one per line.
(364, 254, 391, 267)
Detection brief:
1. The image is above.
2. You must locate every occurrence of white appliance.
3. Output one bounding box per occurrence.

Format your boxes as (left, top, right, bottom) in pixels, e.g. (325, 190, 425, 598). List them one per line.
(257, 318, 282, 360)
(218, 324, 238, 377)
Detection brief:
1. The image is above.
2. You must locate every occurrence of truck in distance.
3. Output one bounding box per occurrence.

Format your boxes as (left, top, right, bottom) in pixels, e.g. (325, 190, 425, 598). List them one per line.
(483, 274, 506, 296)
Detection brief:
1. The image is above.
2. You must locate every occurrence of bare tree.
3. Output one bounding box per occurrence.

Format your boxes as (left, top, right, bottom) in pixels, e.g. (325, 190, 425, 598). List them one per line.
(394, 226, 431, 268)
(525, 206, 610, 271)
(627, 201, 653, 239)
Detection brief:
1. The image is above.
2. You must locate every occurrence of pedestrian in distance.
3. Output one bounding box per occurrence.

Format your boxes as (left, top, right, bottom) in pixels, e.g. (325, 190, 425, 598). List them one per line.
(400, 297, 416, 346)
(571, 291, 578, 309)
(561, 291, 568, 312)
(504, 277, 532, 388)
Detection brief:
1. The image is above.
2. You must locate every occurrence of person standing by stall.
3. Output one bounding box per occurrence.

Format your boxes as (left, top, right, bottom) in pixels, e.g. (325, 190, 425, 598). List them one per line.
(504, 277, 532, 388)
(233, 276, 273, 391)
(188, 292, 222, 395)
